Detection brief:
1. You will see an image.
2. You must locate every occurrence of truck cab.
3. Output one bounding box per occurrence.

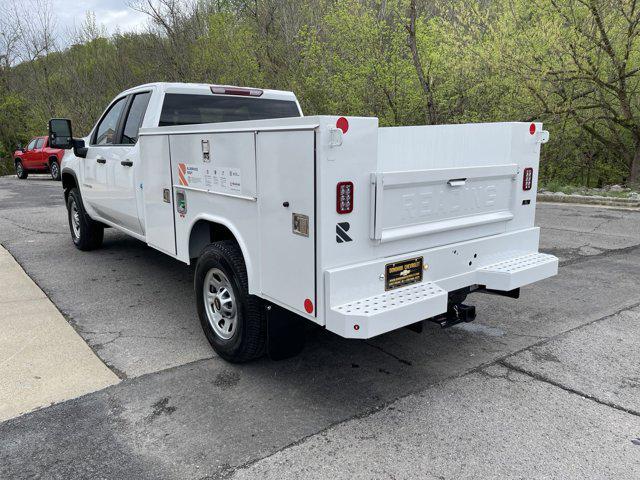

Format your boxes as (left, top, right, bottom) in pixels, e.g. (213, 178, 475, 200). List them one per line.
(59, 83, 301, 238)
(51, 82, 557, 363)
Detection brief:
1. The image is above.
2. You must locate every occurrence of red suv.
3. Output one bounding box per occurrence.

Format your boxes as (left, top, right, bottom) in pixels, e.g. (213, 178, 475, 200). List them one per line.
(13, 136, 64, 180)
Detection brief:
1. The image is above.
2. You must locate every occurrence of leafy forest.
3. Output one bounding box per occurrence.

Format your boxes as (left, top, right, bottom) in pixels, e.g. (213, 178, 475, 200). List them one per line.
(1, 0, 639, 186)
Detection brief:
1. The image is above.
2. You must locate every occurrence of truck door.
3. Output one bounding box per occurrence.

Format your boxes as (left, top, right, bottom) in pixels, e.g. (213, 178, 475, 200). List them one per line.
(33, 138, 45, 168)
(257, 129, 316, 317)
(22, 138, 37, 169)
(105, 91, 151, 234)
(83, 96, 128, 222)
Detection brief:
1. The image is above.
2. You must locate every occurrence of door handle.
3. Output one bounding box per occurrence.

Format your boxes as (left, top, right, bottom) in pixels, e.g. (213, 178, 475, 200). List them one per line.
(96, 157, 106, 164)
(121, 160, 133, 167)
(447, 178, 466, 187)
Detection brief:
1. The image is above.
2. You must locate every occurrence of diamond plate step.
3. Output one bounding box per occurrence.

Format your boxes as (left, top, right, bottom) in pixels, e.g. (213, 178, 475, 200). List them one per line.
(330, 282, 448, 338)
(477, 252, 558, 291)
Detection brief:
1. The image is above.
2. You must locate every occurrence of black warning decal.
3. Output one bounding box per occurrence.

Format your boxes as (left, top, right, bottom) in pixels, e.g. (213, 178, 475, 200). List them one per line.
(336, 222, 352, 243)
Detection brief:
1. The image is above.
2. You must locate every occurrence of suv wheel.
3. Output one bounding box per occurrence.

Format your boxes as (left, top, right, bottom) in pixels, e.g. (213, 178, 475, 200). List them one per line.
(15, 160, 28, 179)
(67, 187, 104, 251)
(195, 240, 267, 363)
(50, 159, 61, 180)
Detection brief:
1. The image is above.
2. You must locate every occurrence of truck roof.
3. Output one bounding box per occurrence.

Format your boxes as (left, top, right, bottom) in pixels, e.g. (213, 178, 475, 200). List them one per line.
(121, 82, 298, 102)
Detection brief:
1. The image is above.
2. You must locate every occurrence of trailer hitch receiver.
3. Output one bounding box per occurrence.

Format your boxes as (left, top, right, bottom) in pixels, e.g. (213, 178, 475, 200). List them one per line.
(430, 303, 476, 329)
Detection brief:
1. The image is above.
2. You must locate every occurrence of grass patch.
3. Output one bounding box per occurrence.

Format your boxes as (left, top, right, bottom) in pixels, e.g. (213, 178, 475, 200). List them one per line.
(540, 181, 638, 198)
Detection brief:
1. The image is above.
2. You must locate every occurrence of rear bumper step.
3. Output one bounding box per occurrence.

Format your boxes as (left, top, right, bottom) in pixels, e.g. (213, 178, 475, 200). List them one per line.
(327, 252, 558, 339)
(476, 253, 558, 291)
(332, 282, 448, 338)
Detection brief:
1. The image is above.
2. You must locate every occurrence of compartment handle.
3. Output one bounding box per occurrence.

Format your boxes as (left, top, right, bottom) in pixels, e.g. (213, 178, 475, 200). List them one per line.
(447, 178, 467, 187)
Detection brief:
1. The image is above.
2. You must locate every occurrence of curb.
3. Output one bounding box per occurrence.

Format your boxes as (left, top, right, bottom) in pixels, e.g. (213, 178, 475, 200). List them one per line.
(0, 245, 119, 422)
(537, 193, 640, 208)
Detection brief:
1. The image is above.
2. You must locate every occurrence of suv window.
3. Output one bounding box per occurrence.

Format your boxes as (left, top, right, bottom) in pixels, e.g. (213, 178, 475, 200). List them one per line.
(159, 94, 301, 127)
(35, 138, 44, 148)
(122, 92, 151, 145)
(94, 97, 128, 145)
(27, 139, 37, 150)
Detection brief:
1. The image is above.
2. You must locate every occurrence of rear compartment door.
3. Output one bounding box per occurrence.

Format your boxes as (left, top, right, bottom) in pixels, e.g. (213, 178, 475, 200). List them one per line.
(371, 164, 517, 243)
(257, 129, 316, 316)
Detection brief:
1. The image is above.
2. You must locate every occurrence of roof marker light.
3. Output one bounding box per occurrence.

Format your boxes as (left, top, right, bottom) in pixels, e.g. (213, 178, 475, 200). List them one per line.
(529, 123, 536, 135)
(210, 86, 263, 97)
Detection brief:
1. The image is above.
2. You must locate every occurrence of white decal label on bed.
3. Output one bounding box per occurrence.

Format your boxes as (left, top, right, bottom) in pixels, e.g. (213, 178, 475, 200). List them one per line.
(203, 167, 242, 193)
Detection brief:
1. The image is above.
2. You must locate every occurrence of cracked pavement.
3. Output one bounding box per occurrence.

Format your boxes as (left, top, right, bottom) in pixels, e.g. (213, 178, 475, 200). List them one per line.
(1, 176, 639, 479)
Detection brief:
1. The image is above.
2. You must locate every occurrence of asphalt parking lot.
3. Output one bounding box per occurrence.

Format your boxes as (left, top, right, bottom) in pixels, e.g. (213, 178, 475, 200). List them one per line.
(1, 175, 639, 479)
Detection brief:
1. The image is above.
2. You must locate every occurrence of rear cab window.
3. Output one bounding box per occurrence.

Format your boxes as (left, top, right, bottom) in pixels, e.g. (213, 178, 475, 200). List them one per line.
(159, 94, 301, 127)
(122, 92, 152, 144)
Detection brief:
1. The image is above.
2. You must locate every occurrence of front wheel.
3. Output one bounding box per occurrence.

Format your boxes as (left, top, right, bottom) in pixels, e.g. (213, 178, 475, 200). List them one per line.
(67, 188, 104, 251)
(195, 240, 267, 363)
(50, 159, 61, 180)
(15, 160, 28, 179)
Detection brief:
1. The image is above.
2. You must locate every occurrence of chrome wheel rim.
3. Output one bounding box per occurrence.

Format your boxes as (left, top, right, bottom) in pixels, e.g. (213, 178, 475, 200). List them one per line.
(16, 163, 22, 176)
(203, 268, 237, 340)
(51, 162, 58, 178)
(70, 199, 80, 239)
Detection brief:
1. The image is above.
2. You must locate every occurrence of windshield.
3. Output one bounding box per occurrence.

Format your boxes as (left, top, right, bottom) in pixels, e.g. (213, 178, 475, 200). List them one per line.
(159, 94, 301, 127)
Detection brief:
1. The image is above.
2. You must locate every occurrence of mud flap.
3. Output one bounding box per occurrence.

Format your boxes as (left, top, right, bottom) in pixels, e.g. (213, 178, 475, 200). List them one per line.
(265, 303, 307, 360)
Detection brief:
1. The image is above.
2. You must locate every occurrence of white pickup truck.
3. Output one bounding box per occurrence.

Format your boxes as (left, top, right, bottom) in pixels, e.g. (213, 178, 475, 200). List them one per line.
(49, 82, 558, 362)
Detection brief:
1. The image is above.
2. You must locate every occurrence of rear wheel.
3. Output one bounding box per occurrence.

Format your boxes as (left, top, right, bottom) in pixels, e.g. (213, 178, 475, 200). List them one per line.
(195, 240, 267, 363)
(67, 187, 104, 251)
(15, 160, 28, 179)
(49, 159, 61, 180)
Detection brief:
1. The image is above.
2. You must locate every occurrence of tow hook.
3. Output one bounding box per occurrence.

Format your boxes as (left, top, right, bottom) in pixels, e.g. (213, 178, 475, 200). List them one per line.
(430, 303, 476, 329)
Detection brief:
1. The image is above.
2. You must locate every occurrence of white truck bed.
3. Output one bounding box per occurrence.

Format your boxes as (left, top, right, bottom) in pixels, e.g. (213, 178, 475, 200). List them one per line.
(138, 116, 557, 339)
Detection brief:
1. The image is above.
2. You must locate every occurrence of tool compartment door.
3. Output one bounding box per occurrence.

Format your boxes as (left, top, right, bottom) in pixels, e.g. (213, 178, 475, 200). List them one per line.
(141, 134, 177, 255)
(257, 129, 316, 316)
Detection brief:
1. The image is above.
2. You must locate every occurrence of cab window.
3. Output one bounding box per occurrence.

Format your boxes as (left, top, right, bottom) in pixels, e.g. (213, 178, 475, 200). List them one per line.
(159, 94, 301, 126)
(35, 138, 44, 148)
(27, 139, 37, 150)
(93, 97, 128, 145)
(122, 92, 151, 145)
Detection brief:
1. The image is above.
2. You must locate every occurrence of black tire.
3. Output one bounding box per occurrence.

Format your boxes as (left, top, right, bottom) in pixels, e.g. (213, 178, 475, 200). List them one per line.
(195, 240, 266, 363)
(66, 187, 104, 251)
(15, 160, 28, 179)
(49, 158, 61, 180)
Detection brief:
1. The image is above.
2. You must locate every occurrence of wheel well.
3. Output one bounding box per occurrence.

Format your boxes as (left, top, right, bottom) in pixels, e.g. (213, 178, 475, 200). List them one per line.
(189, 220, 236, 260)
(48, 156, 58, 164)
(62, 172, 77, 200)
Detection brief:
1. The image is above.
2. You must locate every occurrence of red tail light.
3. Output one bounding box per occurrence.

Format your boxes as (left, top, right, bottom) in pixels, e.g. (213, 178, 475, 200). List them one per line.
(337, 181, 354, 214)
(523, 167, 533, 191)
(210, 85, 263, 97)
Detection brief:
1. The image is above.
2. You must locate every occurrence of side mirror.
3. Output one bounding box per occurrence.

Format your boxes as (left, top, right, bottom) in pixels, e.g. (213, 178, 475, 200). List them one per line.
(48, 118, 73, 149)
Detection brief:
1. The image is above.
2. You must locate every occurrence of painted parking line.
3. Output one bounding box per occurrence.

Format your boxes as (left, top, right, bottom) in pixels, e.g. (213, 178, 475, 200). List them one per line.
(0, 246, 119, 422)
